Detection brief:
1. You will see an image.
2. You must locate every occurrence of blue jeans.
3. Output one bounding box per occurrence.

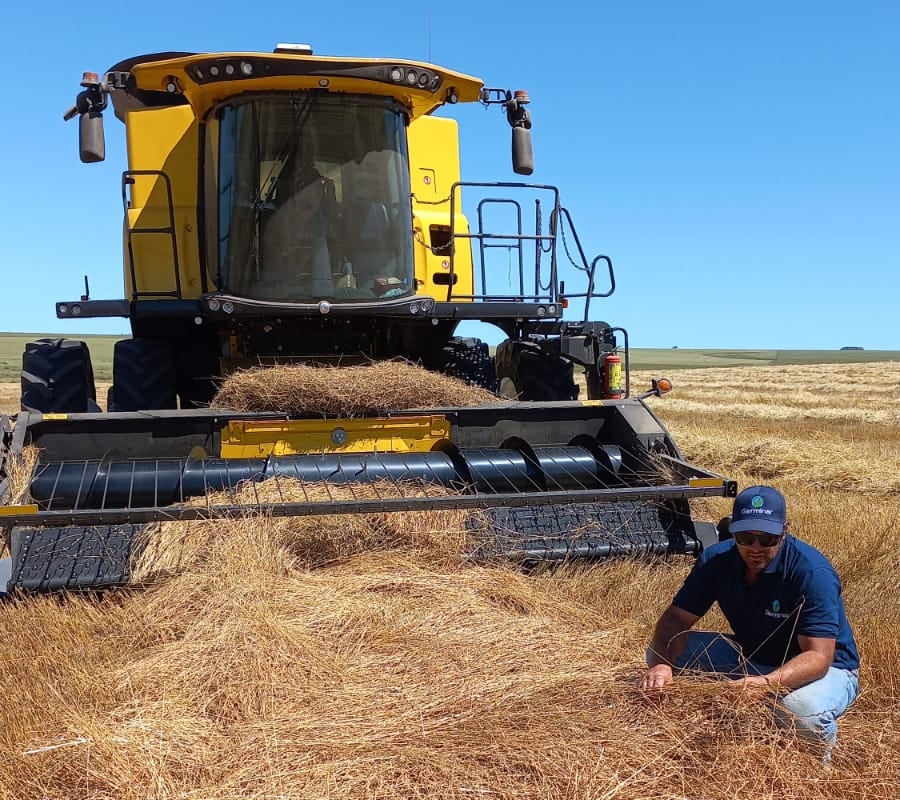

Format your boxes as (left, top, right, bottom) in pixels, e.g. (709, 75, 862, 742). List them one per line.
(650, 631, 860, 759)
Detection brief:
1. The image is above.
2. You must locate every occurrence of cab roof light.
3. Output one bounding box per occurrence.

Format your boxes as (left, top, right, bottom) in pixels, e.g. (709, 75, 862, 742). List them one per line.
(189, 57, 442, 95)
(274, 43, 314, 55)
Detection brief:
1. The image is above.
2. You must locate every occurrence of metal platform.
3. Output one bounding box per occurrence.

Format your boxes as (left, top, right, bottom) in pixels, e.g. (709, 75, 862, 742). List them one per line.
(1, 405, 736, 594)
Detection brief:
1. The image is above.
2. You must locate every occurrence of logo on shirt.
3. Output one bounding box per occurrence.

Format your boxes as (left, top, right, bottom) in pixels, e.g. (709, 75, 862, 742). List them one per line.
(765, 598, 789, 619)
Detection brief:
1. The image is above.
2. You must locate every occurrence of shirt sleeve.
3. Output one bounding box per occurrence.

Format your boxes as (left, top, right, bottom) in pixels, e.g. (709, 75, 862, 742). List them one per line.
(795, 567, 842, 639)
(671, 550, 718, 618)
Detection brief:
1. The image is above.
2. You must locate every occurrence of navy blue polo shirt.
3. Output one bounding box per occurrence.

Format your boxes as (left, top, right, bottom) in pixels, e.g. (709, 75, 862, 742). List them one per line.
(672, 535, 859, 670)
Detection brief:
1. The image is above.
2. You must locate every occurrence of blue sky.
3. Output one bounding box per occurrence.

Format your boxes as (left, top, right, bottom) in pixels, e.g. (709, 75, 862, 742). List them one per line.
(1, 1, 897, 349)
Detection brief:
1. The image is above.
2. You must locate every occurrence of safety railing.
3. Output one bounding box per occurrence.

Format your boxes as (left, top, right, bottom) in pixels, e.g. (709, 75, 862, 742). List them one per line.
(122, 169, 183, 300)
(445, 181, 615, 323)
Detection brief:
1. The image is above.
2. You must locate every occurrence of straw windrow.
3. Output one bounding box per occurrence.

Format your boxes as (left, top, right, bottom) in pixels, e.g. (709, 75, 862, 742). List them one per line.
(212, 360, 498, 415)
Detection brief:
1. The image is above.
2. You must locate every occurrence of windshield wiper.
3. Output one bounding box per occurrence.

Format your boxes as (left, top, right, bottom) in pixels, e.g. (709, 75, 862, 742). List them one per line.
(252, 91, 322, 276)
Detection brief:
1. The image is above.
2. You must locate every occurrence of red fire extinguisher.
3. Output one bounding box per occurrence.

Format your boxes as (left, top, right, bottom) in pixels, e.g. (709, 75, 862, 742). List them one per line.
(602, 353, 625, 399)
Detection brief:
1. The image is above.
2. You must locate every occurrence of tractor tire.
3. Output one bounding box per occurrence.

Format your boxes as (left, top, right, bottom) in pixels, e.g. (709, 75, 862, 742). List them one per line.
(495, 339, 578, 401)
(176, 348, 221, 409)
(21, 338, 97, 413)
(439, 337, 499, 392)
(110, 339, 177, 412)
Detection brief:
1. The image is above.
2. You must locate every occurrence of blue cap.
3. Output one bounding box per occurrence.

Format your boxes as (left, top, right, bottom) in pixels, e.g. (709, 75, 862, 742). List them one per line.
(729, 486, 787, 536)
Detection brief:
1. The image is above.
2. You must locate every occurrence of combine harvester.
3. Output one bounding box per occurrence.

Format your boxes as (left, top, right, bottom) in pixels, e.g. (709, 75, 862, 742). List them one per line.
(0, 44, 735, 595)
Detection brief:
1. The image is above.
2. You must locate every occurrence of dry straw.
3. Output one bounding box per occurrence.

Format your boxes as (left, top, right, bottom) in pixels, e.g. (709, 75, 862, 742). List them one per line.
(212, 360, 498, 415)
(2, 443, 39, 506)
(130, 478, 471, 583)
(0, 362, 898, 798)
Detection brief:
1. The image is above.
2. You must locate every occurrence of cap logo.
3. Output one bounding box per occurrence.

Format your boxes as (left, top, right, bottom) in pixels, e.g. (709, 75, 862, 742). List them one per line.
(731, 486, 786, 536)
(772, 600, 781, 613)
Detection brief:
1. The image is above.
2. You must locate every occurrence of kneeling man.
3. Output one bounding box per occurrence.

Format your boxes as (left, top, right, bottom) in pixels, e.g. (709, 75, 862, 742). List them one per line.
(639, 485, 859, 760)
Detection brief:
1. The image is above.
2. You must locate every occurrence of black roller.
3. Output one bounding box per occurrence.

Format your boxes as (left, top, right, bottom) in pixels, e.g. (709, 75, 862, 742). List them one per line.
(30, 459, 267, 509)
(29, 445, 615, 511)
(268, 452, 460, 487)
(182, 458, 269, 494)
(464, 448, 542, 493)
(530, 446, 607, 491)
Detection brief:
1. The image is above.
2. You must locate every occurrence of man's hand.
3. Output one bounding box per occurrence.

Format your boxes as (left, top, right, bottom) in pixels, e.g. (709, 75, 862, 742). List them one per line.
(639, 664, 674, 690)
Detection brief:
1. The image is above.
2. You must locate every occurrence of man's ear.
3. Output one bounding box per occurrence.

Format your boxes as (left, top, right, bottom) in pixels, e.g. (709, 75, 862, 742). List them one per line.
(716, 516, 732, 541)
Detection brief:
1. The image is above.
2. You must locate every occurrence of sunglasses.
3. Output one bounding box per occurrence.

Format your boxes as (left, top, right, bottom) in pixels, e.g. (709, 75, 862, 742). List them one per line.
(734, 532, 782, 548)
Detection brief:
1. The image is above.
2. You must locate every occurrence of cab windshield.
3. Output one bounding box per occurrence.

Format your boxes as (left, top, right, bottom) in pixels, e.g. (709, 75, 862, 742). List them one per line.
(216, 93, 414, 302)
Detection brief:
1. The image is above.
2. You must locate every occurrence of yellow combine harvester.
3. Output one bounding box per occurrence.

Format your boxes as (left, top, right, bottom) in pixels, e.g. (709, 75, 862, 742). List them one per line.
(0, 45, 735, 594)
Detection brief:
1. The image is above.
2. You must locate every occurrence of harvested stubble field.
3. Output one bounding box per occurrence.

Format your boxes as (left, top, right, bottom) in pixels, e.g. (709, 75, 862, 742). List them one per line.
(1, 361, 898, 800)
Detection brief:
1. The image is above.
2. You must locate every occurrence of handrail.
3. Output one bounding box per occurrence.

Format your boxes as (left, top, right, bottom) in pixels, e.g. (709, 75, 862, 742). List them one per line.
(121, 170, 183, 300)
(445, 181, 614, 317)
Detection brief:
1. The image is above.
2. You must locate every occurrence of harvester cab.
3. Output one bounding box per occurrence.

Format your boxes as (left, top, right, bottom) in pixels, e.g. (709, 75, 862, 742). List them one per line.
(0, 45, 736, 596)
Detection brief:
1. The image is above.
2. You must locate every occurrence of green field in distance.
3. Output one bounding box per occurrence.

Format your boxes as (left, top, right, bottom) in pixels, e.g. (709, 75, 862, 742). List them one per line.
(1, 333, 896, 383)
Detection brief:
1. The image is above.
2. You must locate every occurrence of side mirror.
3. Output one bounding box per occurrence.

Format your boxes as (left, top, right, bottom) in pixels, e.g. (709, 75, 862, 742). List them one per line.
(79, 111, 106, 163)
(64, 72, 108, 163)
(512, 127, 533, 176)
(506, 90, 533, 176)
